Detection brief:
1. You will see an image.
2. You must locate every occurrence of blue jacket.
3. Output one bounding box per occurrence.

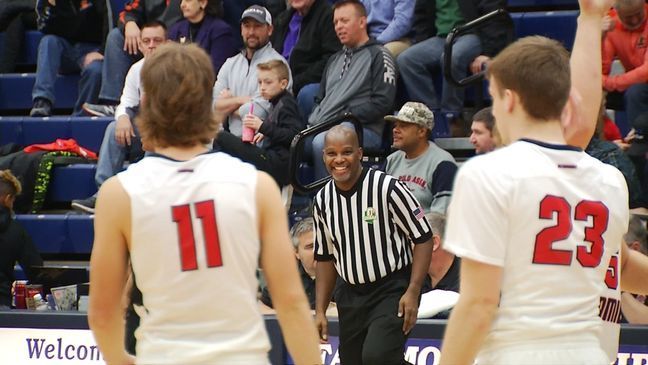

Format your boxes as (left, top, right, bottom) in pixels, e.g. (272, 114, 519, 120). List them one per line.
(361, 0, 414, 44)
(168, 15, 237, 74)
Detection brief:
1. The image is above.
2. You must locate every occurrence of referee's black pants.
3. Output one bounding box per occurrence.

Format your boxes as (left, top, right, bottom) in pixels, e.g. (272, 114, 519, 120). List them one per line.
(336, 266, 413, 365)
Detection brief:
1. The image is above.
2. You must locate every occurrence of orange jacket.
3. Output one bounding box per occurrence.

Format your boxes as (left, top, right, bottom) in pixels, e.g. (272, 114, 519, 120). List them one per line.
(602, 5, 648, 91)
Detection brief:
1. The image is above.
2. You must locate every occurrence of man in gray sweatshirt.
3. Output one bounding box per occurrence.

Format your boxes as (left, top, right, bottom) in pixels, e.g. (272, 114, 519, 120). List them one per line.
(307, 0, 396, 180)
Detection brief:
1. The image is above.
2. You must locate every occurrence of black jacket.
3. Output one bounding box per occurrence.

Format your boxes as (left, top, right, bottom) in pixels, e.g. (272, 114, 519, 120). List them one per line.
(412, 0, 513, 57)
(0, 206, 42, 307)
(258, 90, 303, 186)
(120, 0, 182, 29)
(270, 0, 341, 94)
(36, 0, 109, 51)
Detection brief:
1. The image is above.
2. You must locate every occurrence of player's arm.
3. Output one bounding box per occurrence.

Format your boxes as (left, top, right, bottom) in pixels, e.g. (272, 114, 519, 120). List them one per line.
(620, 292, 648, 324)
(563, 0, 613, 148)
(315, 260, 337, 341)
(256, 172, 321, 365)
(440, 258, 502, 365)
(88, 177, 135, 365)
(620, 243, 648, 295)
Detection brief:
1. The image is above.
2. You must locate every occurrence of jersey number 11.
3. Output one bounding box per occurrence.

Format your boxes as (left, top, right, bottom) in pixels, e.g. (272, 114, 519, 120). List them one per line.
(172, 200, 223, 271)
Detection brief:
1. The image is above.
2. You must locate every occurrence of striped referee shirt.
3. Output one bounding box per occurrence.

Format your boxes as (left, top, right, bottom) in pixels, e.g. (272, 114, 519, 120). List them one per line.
(313, 168, 433, 284)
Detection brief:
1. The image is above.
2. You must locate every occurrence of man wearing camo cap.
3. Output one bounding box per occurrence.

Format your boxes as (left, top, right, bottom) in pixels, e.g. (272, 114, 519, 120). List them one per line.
(385, 101, 458, 214)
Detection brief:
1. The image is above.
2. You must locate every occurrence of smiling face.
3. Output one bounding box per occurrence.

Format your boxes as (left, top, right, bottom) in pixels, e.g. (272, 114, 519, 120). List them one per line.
(333, 3, 366, 47)
(323, 127, 363, 191)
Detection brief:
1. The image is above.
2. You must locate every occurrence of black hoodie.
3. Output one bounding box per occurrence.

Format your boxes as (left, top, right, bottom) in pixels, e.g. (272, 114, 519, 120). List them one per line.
(0, 205, 42, 307)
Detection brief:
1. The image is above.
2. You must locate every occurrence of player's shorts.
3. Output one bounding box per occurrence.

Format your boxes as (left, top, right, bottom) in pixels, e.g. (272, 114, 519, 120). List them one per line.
(476, 344, 609, 365)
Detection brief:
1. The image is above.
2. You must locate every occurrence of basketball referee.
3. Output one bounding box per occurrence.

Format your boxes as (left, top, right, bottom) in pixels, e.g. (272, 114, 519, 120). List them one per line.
(314, 125, 434, 365)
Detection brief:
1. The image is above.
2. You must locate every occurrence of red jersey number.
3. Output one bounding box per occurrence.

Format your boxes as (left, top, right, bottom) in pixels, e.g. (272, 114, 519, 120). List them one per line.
(172, 200, 223, 271)
(533, 196, 608, 267)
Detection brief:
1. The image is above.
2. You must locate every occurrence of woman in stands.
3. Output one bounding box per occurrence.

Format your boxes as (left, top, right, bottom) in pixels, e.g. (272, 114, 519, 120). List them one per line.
(167, 0, 237, 74)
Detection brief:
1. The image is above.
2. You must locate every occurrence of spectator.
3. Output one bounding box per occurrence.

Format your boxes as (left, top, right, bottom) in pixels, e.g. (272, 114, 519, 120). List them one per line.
(87, 42, 321, 365)
(313, 125, 433, 365)
(587, 102, 644, 208)
(469, 106, 497, 154)
(168, 0, 237, 74)
(385, 102, 457, 214)
(29, 0, 108, 117)
(213, 5, 292, 138)
(621, 215, 648, 324)
(308, 0, 397, 180)
(361, 0, 414, 57)
(214, 60, 302, 187)
(82, 0, 182, 117)
(261, 217, 317, 309)
(602, 0, 648, 131)
(0, 0, 37, 73)
(397, 0, 512, 137)
(271, 0, 341, 119)
(71, 21, 168, 214)
(0, 170, 43, 310)
(425, 212, 459, 293)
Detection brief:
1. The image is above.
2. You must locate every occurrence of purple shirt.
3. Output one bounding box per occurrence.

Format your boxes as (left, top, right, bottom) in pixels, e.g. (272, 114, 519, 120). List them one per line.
(282, 12, 304, 60)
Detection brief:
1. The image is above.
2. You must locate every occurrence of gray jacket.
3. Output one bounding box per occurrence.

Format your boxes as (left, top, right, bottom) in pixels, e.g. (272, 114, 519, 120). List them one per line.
(308, 38, 396, 136)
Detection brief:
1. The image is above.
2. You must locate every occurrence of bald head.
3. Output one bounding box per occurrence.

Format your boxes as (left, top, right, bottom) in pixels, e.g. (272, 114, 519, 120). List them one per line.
(324, 125, 360, 149)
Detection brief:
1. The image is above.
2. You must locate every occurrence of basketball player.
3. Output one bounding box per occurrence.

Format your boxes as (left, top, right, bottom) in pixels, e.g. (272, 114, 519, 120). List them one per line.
(439, 0, 648, 363)
(87, 43, 321, 365)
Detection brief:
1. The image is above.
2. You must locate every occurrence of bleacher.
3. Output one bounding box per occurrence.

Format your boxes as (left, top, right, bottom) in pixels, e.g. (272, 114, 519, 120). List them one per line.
(0, 1, 585, 259)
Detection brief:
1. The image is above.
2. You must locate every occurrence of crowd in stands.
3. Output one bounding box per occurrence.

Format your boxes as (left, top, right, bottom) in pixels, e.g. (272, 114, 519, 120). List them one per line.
(2, 0, 648, 351)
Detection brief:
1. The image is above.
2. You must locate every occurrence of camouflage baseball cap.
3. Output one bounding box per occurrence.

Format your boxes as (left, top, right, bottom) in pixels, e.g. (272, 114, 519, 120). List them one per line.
(384, 102, 434, 130)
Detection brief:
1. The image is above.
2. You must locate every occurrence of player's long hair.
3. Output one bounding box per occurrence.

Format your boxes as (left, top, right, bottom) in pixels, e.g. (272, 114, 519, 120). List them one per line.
(487, 36, 570, 121)
(137, 43, 219, 148)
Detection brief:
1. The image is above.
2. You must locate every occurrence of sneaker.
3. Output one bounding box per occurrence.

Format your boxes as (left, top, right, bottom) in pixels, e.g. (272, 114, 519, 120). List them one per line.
(82, 103, 116, 117)
(29, 98, 52, 117)
(71, 196, 96, 214)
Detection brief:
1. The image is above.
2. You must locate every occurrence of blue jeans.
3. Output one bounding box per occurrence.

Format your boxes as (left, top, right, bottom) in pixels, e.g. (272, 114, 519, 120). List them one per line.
(32, 35, 102, 115)
(625, 83, 648, 131)
(297, 83, 320, 124)
(397, 34, 481, 113)
(98, 27, 139, 103)
(95, 120, 143, 187)
(309, 121, 383, 180)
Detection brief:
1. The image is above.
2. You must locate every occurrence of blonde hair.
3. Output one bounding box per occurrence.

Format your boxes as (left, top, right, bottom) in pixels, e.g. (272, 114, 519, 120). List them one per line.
(257, 60, 290, 82)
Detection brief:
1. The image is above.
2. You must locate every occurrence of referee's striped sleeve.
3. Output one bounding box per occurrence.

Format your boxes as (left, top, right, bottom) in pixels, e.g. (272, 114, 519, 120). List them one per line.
(313, 195, 335, 261)
(390, 180, 433, 244)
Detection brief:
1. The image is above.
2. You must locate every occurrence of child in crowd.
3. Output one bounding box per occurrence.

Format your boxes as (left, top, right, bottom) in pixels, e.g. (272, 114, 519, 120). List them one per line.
(214, 59, 302, 187)
(0, 170, 42, 310)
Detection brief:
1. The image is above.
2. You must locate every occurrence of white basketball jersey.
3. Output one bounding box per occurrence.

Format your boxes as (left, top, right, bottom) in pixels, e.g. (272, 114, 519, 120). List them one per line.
(599, 251, 622, 363)
(444, 140, 629, 358)
(118, 152, 270, 364)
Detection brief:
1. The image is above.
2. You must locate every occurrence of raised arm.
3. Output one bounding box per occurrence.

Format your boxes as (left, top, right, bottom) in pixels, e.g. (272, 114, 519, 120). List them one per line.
(256, 172, 321, 365)
(563, 0, 613, 148)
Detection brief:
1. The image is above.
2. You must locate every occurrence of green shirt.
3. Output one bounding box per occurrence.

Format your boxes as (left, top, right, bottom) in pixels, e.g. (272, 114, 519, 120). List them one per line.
(435, 0, 464, 36)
